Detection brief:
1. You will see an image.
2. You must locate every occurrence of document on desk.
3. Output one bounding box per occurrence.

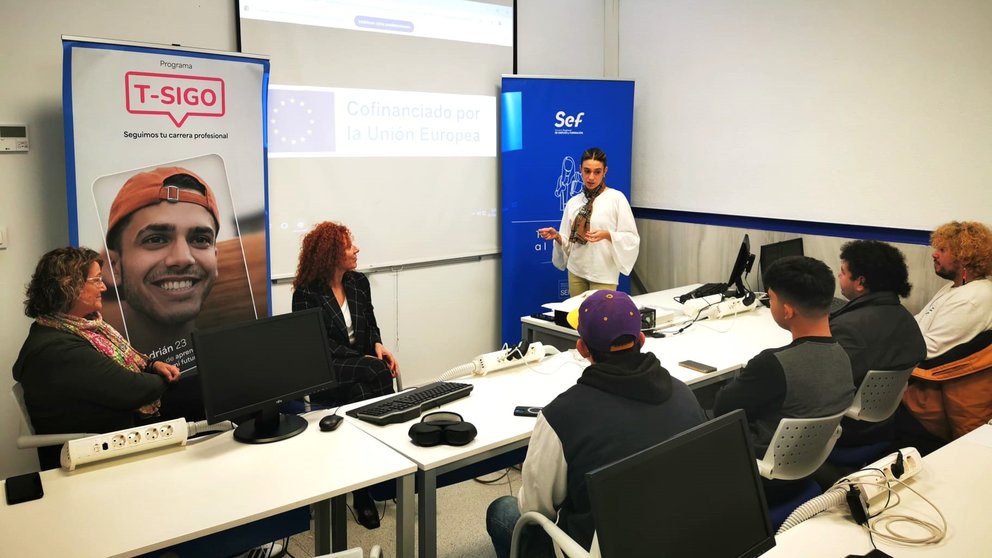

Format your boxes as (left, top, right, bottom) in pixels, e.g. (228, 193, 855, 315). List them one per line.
(542, 290, 598, 313)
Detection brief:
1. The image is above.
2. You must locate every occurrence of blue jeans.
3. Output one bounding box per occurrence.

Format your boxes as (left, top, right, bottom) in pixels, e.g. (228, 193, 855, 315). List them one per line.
(486, 496, 555, 558)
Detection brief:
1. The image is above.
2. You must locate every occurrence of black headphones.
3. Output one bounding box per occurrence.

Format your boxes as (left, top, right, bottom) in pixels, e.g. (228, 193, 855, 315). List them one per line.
(408, 411, 477, 447)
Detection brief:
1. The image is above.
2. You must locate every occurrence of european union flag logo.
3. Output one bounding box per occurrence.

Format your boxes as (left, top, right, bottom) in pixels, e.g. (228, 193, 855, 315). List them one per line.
(268, 88, 336, 154)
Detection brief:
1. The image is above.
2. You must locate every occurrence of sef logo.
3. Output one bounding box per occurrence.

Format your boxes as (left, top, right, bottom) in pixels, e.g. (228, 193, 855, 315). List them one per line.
(125, 72, 226, 128)
(554, 111, 585, 128)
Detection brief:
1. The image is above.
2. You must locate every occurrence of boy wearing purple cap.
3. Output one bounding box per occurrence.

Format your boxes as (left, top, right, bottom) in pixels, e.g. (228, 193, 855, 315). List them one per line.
(486, 290, 706, 558)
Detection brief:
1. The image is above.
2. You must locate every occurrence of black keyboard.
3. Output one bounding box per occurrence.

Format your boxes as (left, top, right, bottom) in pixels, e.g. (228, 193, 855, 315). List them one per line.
(345, 381, 474, 425)
(675, 282, 727, 303)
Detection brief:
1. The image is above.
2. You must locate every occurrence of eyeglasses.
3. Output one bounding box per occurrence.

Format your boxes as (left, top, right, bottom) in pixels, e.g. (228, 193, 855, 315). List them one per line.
(85, 276, 105, 285)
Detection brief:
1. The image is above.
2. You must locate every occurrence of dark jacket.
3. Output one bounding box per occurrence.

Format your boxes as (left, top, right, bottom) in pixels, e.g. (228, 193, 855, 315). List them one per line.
(12, 323, 168, 469)
(292, 271, 383, 358)
(830, 292, 927, 446)
(542, 351, 707, 550)
(830, 291, 926, 386)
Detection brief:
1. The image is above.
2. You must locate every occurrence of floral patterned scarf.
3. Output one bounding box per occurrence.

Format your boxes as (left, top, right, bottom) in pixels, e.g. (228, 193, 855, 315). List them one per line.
(35, 313, 160, 417)
(569, 184, 606, 245)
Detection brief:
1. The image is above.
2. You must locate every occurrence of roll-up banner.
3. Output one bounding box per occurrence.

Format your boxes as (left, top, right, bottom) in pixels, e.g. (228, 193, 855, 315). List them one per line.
(500, 77, 635, 344)
(63, 37, 270, 389)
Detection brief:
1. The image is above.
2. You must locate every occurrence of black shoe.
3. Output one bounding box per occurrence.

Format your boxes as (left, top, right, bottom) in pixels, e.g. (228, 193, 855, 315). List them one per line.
(353, 490, 381, 530)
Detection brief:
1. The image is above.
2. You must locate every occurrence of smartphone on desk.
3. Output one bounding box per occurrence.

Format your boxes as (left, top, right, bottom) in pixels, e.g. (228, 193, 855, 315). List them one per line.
(514, 406, 543, 417)
(678, 360, 717, 373)
(5, 471, 43, 505)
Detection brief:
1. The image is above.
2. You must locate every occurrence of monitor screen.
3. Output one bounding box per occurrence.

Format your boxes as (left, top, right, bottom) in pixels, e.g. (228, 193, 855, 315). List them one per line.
(192, 308, 337, 443)
(587, 410, 775, 558)
(759, 238, 804, 280)
(725, 233, 756, 298)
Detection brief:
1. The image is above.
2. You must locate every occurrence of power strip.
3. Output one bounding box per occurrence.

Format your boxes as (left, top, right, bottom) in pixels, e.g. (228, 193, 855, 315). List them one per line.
(683, 296, 758, 320)
(474, 342, 547, 376)
(60, 418, 189, 471)
(846, 447, 923, 509)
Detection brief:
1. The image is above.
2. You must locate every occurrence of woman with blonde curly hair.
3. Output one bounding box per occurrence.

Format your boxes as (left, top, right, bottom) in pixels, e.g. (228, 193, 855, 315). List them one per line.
(13, 247, 181, 469)
(916, 220, 992, 358)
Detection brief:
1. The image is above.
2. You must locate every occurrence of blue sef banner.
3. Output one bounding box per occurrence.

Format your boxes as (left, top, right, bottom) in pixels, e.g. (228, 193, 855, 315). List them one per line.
(500, 77, 635, 344)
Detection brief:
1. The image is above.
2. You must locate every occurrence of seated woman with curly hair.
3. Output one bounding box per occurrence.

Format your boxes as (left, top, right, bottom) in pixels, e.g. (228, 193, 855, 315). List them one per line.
(292, 221, 399, 404)
(292, 222, 399, 529)
(13, 247, 180, 470)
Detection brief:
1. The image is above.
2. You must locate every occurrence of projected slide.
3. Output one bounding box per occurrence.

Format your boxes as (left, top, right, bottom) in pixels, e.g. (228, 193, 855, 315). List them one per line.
(269, 86, 495, 157)
(240, 0, 512, 273)
(240, 0, 512, 46)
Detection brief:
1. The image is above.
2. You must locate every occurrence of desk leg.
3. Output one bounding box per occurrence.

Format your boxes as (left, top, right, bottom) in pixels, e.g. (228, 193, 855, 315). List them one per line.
(331, 495, 347, 552)
(314, 496, 347, 556)
(417, 469, 439, 558)
(313, 499, 330, 556)
(396, 473, 415, 558)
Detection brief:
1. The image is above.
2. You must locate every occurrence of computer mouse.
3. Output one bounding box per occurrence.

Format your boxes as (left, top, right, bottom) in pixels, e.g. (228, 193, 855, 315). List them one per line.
(319, 414, 343, 432)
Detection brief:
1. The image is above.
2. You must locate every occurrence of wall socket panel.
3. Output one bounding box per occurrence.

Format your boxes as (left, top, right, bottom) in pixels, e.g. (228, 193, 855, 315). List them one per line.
(847, 447, 923, 509)
(475, 342, 546, 375)
(60, 418, 189, 471)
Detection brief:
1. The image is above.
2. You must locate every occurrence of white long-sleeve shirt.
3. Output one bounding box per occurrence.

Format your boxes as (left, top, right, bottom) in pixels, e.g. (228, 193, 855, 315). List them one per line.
(915, 278, 992, 358)
(552, 188, 639, 284)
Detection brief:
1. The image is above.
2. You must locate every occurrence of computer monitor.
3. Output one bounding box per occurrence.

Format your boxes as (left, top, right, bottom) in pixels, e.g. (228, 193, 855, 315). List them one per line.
(191, 308, 338, 444)
(726, 233, 756, 298)
(759, 238, 804, 281)
(586, 410, 775, 558)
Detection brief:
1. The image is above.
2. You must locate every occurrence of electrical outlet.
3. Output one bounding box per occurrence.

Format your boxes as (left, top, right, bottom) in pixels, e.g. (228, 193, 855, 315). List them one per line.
(474, 342, 547, 376)
(60, 418, 189, 471)
(846, 447, 923, 509)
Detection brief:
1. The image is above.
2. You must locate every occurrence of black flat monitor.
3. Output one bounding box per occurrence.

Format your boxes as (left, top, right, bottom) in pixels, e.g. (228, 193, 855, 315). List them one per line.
(587, 410, 775, 558)
(759, 238, 804, 280)
(192, 308, 338, 444)
(726, 233, 756, 297)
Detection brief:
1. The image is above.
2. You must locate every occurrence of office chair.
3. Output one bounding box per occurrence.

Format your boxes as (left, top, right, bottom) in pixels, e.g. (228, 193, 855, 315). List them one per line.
(11, 382, 92, 450)
(511, 511, 599, 558)
(757, 412, 845, 480)
(757, 412, 844, 529)
(828, 367, 914, 468)
(845, 367, 915, 422)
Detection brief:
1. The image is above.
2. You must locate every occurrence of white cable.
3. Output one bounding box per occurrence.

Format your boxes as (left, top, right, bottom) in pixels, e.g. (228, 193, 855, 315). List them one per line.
(186, 420, 234, 437)
(776, 487, 848, 534)
(865, 478, 947, 545)
(436, 362, 478, 382)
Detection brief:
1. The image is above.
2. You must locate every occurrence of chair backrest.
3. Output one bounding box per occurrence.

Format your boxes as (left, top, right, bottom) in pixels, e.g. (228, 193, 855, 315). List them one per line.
(11, 382, 90, 450)
(11, 382, 35, 436)
(846, 367, 914, 422)
(757, 412, 844, 480)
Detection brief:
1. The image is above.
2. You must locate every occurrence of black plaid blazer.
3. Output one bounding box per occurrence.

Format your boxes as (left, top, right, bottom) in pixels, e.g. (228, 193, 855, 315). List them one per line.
(291, 271, 383, 359)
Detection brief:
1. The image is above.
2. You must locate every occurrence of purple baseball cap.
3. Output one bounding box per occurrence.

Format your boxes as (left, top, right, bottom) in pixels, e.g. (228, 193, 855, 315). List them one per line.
(566, 290, 641, 352)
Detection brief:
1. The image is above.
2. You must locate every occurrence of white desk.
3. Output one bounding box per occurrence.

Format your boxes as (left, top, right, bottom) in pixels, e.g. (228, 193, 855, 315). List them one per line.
(522, 286, 791, 390)
(764, 424, 992, 557)
(0, 415, 417, 558)
(344, 352, 586, 558)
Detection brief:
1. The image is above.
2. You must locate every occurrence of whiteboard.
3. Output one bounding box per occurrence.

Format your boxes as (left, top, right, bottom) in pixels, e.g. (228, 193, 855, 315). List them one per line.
(620, 0, 992, 232)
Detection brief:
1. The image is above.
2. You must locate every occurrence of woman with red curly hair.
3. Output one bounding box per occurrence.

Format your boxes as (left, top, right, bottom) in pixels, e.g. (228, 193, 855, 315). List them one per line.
(292, 222, 398, 529)
(292, 221, 399, 403)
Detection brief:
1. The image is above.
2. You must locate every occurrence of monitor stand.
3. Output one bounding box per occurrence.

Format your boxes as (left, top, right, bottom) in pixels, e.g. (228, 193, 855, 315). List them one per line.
(233, 406, 308, 444)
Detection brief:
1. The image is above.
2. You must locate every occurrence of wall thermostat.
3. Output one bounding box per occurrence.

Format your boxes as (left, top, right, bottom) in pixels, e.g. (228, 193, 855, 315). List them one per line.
(1, 125, 29, 152)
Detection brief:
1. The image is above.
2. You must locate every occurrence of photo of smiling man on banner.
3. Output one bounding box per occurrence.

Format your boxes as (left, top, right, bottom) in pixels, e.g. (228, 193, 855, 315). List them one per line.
(90, 154, 262, 379)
